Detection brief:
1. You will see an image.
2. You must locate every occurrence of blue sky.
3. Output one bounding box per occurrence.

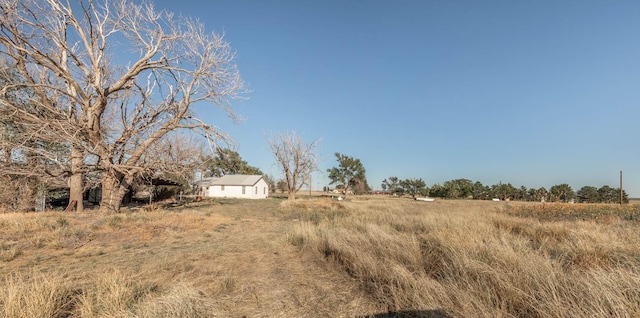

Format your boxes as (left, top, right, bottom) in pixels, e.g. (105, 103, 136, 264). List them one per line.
(154, 0, 640, 196)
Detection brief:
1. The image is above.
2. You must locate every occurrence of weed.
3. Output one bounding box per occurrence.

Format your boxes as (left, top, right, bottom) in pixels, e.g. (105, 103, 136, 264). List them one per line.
(287, 232, 306, 248)
(56, 217, 69, 228)
(107, 215, 122, 228)
(0, 245, 21, 262)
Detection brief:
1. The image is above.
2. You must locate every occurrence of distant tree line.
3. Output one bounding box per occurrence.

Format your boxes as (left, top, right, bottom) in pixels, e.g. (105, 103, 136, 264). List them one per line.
(381, 177, 629, 203)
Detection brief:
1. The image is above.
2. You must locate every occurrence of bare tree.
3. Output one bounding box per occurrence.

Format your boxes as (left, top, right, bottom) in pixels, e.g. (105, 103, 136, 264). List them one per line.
(266, 131, 319, 200)
(0, 61, 71, 211)
(141, 133, 205, 188)
(0, 0, 244, 212)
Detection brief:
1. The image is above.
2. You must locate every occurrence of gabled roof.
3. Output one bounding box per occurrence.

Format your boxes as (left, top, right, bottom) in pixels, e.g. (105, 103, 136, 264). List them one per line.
(196, 177, 219, 186)
(211, 175, 264, 186)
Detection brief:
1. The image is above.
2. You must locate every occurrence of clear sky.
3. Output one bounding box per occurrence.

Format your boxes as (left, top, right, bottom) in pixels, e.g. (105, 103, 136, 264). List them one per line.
(154, 0, 640, 196)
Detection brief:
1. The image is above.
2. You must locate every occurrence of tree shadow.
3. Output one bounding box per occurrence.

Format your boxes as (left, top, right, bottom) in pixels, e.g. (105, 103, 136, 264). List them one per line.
(357, 309, 452, 318)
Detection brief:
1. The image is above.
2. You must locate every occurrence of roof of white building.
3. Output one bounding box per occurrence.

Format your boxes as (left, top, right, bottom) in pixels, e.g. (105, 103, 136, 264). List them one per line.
(211, 175, 264, 186)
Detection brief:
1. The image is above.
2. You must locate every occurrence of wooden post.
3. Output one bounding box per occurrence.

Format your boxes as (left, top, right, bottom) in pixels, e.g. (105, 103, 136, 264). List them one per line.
(620, 170, 623, 205)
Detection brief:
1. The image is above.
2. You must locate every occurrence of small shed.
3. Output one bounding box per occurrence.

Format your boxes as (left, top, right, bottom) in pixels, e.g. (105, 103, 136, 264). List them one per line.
(202, 175, 268, 199)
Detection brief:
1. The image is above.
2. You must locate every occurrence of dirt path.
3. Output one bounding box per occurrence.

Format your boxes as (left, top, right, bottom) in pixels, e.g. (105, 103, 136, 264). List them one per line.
(197, 202, 384, 317)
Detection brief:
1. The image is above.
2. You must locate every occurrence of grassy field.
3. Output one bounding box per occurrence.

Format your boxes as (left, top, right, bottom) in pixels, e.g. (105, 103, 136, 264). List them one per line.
(1, 197, 640, 317)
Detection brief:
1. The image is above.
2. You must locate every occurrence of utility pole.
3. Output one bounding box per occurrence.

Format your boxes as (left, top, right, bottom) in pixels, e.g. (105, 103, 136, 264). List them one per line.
(620, 170, 623, 205)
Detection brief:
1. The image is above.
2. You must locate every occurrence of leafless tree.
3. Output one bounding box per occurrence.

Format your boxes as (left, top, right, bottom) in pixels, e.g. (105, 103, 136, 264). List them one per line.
(0, 61, 71, 211)
(266, 131, 319, 200)
(141, 133, 205, 188)
(0, 0, 244, 212)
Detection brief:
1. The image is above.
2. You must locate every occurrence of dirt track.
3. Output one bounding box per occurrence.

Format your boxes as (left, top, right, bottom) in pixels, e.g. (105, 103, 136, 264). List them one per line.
(189, 200, 384, 317)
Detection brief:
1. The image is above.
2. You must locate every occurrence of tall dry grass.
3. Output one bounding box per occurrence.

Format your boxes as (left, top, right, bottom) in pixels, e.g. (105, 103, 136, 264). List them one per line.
(285, 198, 640, 317)
(3, 198, 639, 317)
(0, 207, 227, 318)
(1, 270, 76, 318)
(0, 269, 215, 318)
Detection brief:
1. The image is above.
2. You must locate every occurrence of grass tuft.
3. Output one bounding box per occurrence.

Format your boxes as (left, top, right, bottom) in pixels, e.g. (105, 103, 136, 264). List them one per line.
(0, 271, 76, 318)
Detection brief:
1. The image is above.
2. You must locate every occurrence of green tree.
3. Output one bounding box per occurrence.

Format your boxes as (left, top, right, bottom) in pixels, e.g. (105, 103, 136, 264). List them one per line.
(429, 183, 446, 198)
(549, 184, 575, 202)
(576, 186, 599, 203)
(400, 178, 427, 199)
(537, 187, 549, 202)
(381, 177, 401, 194)
(276, 180, 288, 194)
(203, 148, 262, 177)
(327, 153, 368, 196)
(442, 178, 473, 199)
(517, 186, 529, 201)
(597, 185, 628, 204)
(471, 181, 490, 200)
(491, 182, 518, 201)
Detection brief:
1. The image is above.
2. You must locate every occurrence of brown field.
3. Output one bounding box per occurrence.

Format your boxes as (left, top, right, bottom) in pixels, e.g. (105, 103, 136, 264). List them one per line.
(1, 197, 640, 317)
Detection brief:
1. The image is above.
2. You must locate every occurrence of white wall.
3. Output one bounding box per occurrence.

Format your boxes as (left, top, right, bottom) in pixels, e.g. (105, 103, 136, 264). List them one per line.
(206, 178, 269, 199)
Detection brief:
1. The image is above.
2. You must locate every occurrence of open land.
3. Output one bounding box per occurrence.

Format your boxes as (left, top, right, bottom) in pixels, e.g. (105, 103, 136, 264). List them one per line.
(2, 197, 640, 317)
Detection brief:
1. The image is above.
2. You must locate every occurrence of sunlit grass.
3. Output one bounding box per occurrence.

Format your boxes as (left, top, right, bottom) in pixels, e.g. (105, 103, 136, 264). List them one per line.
(3, 198, 639, 317)
(286, 198, 640, 317)
(504, 202, 640, 222)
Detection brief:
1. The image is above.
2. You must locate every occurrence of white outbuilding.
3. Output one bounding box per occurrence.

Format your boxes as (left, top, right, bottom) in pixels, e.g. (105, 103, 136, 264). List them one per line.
(201, 175, 269, 199)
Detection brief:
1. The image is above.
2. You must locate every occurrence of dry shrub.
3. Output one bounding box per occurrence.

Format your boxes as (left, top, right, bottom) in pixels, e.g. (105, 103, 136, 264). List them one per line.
(136, 282, 215, 318)
(76, 270, 215, 317)
(76, 270, 157, 317)
(0, 270, 76, 318)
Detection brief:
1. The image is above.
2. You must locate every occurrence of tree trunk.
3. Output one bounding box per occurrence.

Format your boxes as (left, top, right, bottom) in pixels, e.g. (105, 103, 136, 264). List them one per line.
(68, 146, 84, 212)
(288, 190, 296, 200)
(18, 179, 35, 211)
(99, 170, 130, 213)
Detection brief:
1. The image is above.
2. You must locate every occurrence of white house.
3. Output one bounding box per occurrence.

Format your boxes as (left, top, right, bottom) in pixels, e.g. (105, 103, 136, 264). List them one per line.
(201, 175, 268, 199)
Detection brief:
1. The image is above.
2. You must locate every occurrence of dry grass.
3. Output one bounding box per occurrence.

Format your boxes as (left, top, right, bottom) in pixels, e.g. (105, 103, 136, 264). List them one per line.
(0, 199, 379, 317)
(0, 204, 231, 318)
(287, 198, 640, 317)
(504, 202, 640, 222)
(2, 197, 640, 317)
